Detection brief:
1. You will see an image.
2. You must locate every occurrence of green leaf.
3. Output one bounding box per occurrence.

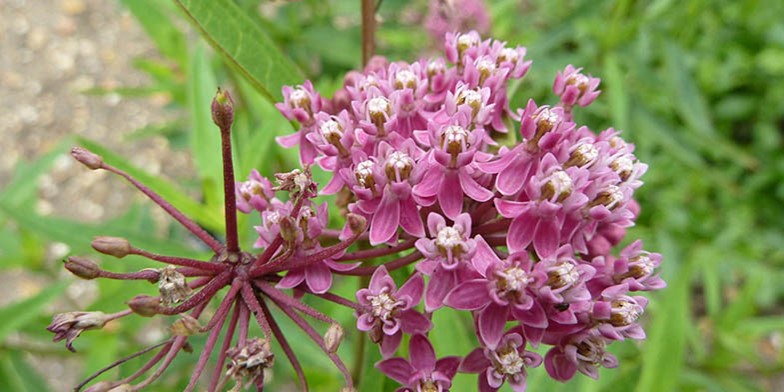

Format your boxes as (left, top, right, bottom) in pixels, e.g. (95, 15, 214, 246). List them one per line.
(174, 0, 304, 102)
(603, 54, 629, 131)
(187, 44, 223, 208)
(121, 0, 187, 65)
(0, 137, 73, 208)
(77, 138, 223, 231)
(0, 281, 68, 341)
(0, 350, 51, 392)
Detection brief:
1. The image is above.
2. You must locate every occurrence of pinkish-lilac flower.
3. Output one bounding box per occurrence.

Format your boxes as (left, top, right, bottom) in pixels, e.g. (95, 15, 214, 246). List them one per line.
(236, 169, 275, 213)
(590, 283, 648, 341)
(376, 334, 461, 392)
(275, 81, 323, 164)
(444, 237, 548, 347)
(356, 266, 431, 357)
(544, 332, 618, 381)
(425, 0, 491, 46)
(460, 327, 543, 392)
(553, 65, 601, 109)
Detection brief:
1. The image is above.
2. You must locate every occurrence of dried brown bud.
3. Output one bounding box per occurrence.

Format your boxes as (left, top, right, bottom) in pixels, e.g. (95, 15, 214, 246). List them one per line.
(274, 168, 316, 197)
(127, 295, 160, 317)
(324, 324, 344, 353)
(64, 256, 100, 280)
(226, 338, 275, 383)
(212, 87, 234, 131)
(278, 216, 299, 245)
(158, 266, 191, 306)
(47, 311, 110, 352)
(71, 147, 103, 170)
(169, 314, 202, 336)
(91, 236, 131, 258)
(346, 213, 367, 235)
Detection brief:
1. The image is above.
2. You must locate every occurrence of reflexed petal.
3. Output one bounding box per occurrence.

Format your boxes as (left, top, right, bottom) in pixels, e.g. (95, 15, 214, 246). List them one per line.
(398, 273, 425, 303)
(370, 192, 400, 245)
(400, 309, 432, 334)
(381, 331, 403, 358)
(410, 334, 437, 373)
(444, 279, 492, 310)
(438, 170, 463, 219)
(277, 269, 305, 289)
(459, 170, 494, 202)
(460, 348, 491, 373)
(479, 303, 509, 349)
(544, 348, 576, 382)
(376, 357, 413, 384)
(304, 262, 332, 294)
(399, 197, 425, 237)
(533, 218, 560, 258)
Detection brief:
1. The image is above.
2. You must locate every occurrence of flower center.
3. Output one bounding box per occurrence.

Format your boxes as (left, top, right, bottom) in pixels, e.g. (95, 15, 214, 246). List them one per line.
(494, 346, 525, 376)
(427, 60, 445, 76)
(290, 88, 310, 108)
(240, 180, 263, 201)
(590, 185, 624, 210)
(540, 170, 573, 202)
(626, 254, 655, 278)
(456, 88, 483, 117)
(368, 291, 400, 320)
(547, 261, 580, 289)
(566, 143, 599, 168)
(368, 97, 391, 134)
(610, 155, 634, 181)
(567, 73, 590, 92)
(436, 226, 463, 254)
(576, 336, 607, 366)
(457, 33, 479, 55)
(532, 107, 562, 143)
(610, 299, 643, 326)
(419, 379, 439, 392)
(498, 48, 519, 64)
(384, 151, 414, 182)
(498, 266, 532, 293)
(355, 160, 376, 189)
(395, 69, 417, 90)
(476, 58, 496, 84)
(441, 124, 470, 159)
(320, 119, 343, 141)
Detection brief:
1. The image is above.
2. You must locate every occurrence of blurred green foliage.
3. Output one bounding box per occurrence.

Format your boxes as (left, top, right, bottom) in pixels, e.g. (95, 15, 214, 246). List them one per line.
(1, 0, 782, 391)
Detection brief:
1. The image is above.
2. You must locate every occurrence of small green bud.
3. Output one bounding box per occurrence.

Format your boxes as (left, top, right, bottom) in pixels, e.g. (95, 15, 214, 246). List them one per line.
(211, 87, 234, 130)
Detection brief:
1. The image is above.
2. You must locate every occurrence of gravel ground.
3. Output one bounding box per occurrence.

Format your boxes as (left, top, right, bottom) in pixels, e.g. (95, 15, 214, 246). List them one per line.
(2, 0, 194, 388)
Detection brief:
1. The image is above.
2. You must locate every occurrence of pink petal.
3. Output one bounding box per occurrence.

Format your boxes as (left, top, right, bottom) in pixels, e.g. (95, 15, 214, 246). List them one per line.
(276, 132, 301, 148)
(444, 279, 492, 310)
(495, 199, 528, 218)
(544, 348, 576, 382)
(409, 334, 436, 373)
(277, 269, 305, 289)
(370, 191, 400, 245)
(459, 170, 494, 202)
(533, 218, 560, 259)
(425, 268, 455, 312)
(304, 262, 332, 294)
(398, 272, 425, 304)
(376, 357, 413, 384)
(479, 303, 509, 349)
(399, 309, 432, 334)
(507, 213, 536, 253)
(496, 156, 531, 196)
(380, 331, 402, 358)
(413, 167, 443, 198)
(369, 266, 393, 292)
(438, 170, 463, 219)
(435, 357, 462, 380)
(472, 236, 500, 276)
(398, 197, 424, 237)
(460, 348, 491, 373)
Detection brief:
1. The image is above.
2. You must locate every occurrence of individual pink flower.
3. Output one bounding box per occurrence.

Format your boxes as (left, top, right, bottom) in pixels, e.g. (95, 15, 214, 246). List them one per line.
(553, 65, 601, 108)
(376, 334, 461, 391)
(590, 283, 648, 341)
(235, 169, 275, 213)
(460, 327, 543, 392)
(356, 266, 431, 357)
(275, 81, 323, 164)
(588, 240, 665, 292)
(444, 236, 548, 347)
(544, 332, 618, 381)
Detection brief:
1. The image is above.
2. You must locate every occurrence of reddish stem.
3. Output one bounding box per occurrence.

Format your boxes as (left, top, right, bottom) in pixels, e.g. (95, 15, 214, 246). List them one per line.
(254, 280, 336, 324)
(240, 282, 273, 338)
(131, 247, 228, 272)
(157, 271, 232, 315)
(313, 292, 362, 311)
(259, 299, 309, 391)
(335, 239, 416, 262)
(361, 0, 376, 66)
(472, 218, 511, 236)
(238, 301, 250, 347)
(208, 300, 240, 392)
(219, 124, 240, 254)
(336, 251, 423, 276)
(100, 162, 223, 252)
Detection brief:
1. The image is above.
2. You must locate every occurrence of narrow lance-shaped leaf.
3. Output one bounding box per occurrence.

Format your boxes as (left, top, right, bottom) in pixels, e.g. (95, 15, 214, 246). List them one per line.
(175, 0, 305, 102)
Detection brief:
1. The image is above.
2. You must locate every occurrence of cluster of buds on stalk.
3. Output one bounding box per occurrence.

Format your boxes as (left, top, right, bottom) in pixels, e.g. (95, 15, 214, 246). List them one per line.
(50, 31, 664, 391)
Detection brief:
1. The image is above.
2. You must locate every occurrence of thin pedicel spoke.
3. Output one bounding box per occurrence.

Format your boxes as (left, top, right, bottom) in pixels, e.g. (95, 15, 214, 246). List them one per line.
(335, 238, 416, 262)
(336, 251, 423, 276)
(74, 340, 172, 391)
(254, 280, 337, 324)
(98, 161, 224, 252)
(157, 271, 232, 315)
(239, 282, 273, 339)
(259, 299, 309, 391)
(208, 299, 241, 392)
(130, 247, 228, 272)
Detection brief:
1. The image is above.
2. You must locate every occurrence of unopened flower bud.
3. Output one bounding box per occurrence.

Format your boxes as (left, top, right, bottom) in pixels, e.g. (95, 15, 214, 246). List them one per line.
(108, 385, 133, 392)
(47, 311, 110, 352)
(64, 256, 100, 280)
(324, 323, 344, 353)
(346, 213, 367, 235)
(127, 295, 160, 317)
(226, 338, 275, 383)
(211, 87, 235, 131)
(158, 266, 191, 306)
(91, 236, 131, 258)
(169, 314, 202, 336)
(71, 147, 103, 170)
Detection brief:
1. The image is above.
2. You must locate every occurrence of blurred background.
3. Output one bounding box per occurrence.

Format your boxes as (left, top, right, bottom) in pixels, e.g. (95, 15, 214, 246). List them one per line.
(1, 0, 783, 391)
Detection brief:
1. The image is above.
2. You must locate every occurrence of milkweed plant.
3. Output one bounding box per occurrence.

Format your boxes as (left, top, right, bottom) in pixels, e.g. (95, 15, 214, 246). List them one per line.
(49, 28, 665, 392)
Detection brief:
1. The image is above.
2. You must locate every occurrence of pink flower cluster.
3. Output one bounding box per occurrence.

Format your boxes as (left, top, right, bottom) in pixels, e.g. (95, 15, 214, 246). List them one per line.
(257, 30, 666, 390)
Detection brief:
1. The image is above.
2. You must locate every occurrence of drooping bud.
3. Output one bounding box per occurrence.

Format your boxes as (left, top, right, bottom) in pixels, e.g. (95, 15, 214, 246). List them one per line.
(324, 323, 344, 353)
(158, 266, 191, 306)
(91, 236, 131, 258)
(63, 256, 100, 280)
(71, 147, 103, 170)
(211, 87, 235, 131)
(47, 311, 110, 352)
(169, 314, 203, 336)
(347, 213, 367, 235)
(127, 295, 160, 317)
